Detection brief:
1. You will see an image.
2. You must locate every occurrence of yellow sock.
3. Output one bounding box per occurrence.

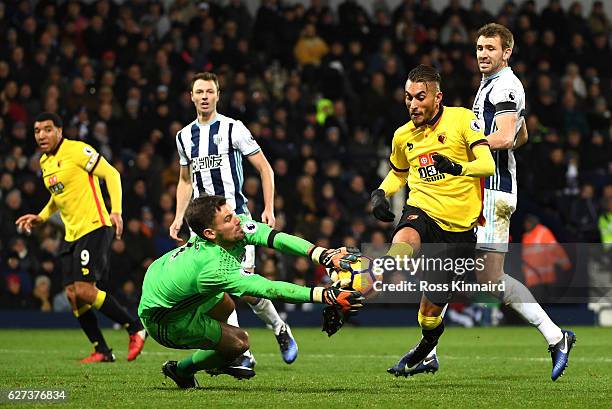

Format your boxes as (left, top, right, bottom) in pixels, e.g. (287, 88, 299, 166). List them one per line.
(418, 310, 442, 330)
(92, 290, 107, 310)
(387, 242, 414, 258)
(73, 304, 92, 317)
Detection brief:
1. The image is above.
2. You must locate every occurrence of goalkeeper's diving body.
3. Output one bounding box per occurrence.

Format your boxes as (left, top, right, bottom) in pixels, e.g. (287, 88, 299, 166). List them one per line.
(369, 65, 495, 376)
(138, 195, 364, 388)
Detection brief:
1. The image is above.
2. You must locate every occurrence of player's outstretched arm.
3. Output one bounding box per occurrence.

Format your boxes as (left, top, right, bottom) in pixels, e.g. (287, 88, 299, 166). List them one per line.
(247, 151, 276, 228)
(218, 271, 364, 313)
(15, 214, 43, 234)
(170, 165, 193, 242)
(241, 216, 359, 270)
(513, 120, 528, 149)
(92, 156, 123, 239)
(371, 166, 409, 222)
(433, 144, 494, 178)
(486, 113, 518, 150)
(371, 188, 395, 222)
(16, 197, 57, 234)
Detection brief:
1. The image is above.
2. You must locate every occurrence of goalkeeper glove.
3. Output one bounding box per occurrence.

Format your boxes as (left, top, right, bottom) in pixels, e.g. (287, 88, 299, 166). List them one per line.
(371, 189, 395, 222)
(311, 284, 365, 313)
(432, 154, 463, 176)
(309, 246, 360, 271)
(322, 306, 345, 337)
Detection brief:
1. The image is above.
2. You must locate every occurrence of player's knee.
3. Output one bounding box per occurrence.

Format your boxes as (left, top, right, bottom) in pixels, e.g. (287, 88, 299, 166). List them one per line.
(392, 228, 421, 254)
(73, 282, 96, 303)
(65, 286, 77, 305)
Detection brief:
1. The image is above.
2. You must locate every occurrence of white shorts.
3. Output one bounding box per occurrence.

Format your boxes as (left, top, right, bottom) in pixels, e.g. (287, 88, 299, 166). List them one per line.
(476, 189, 517, 253)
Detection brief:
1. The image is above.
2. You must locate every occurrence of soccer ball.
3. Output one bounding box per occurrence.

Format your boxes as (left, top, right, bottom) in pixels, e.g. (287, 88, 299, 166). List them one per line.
(329, 256, 380, 296)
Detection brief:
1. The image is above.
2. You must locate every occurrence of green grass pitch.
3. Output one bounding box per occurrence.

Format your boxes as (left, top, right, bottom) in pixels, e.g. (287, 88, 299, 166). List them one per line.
(0, 326, 610, 408)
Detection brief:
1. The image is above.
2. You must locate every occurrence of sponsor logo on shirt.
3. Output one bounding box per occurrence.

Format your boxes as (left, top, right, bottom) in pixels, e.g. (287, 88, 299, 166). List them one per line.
(192, 155, 223, 171)
(48, 175, 65, 194)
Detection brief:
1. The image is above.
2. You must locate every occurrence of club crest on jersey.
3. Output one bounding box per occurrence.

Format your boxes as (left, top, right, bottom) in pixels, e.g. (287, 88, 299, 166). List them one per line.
(437, 133, 446, 144)
(418, 154, 434, 166)
(243, 222, 257, 234)
(212, 133, 221, 145)
(470, 119, 482, 132)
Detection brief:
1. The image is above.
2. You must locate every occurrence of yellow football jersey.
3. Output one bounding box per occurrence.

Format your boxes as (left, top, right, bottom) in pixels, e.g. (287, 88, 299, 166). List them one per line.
(40, 139, 111, 241)
(389, 106, 488, 232)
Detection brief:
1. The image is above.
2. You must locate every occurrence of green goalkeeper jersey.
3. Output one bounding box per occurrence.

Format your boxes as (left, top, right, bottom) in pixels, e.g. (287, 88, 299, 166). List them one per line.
(138, 215, 314, 316)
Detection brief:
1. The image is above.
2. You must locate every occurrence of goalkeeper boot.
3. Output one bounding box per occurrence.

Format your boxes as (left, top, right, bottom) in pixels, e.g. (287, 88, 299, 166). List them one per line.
(79, 349, 116, 363)
(549, 329, 576, 381)
(162, 360, 199, 389)
(206, 355, 256, 380)
(238, 350, 256, 369)
(275, 324, 298, 364)
(387, 350, 439, 377)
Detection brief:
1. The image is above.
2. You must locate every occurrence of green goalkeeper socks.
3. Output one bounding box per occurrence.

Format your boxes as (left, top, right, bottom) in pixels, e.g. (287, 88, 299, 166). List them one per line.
(177, 350, 227, 377)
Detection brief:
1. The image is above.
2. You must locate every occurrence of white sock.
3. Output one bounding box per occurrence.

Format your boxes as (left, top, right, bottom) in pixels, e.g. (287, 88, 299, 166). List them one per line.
(427, 304, 448, 357)
(227, 309, 240, 327)
(502, 274, 563, 345)
(249, 298, 284, 334)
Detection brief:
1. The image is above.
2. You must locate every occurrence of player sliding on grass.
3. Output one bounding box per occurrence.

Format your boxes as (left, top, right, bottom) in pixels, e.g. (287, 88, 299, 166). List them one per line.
(170, 72, 298, 366)
(138, 195, 364, 388)
(369, 65, 495, 378)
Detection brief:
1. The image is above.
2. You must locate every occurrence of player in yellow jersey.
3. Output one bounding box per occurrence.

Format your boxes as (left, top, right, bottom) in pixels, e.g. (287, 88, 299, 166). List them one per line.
(368, 65, 495, 376)
(16, 112, 146, 363)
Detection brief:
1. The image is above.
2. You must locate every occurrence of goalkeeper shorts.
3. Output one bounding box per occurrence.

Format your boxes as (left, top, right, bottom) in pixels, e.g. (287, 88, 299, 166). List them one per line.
(140, 293, 224, 350)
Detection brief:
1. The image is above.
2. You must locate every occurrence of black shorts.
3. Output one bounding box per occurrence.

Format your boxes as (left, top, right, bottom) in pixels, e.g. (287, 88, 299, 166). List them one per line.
(59, 227, 114, 286)
(394, 205, 476, 306)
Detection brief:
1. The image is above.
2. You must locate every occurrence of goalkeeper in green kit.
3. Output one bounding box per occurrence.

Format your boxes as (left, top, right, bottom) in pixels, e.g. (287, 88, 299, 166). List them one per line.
(138, 195, 364, 388)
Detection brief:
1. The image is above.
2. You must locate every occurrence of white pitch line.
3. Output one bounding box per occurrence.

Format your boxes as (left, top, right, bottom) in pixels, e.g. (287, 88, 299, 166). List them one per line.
(0, 349, 610, 363)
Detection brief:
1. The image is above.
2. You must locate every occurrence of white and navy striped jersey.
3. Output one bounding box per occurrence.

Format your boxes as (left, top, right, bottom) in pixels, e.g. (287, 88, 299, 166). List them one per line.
(176, 113, 261, 215)
(472, 67, 525, 194)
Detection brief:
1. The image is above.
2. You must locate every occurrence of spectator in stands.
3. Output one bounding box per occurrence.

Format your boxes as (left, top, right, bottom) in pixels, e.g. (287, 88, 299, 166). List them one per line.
(599, 198, 612, 247)
(32, 275, 52, 312)
(0, 0, 609, 309)
(521, 214, 571, 299)
(0, 273, 32, 309)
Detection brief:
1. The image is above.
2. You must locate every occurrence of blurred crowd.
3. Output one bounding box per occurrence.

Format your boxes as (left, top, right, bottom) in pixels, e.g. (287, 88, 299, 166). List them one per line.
(0, 0, 610, 311)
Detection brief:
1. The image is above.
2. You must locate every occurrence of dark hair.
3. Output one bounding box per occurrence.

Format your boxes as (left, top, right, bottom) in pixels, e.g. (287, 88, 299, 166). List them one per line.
(34, 112, 63, 128)
(477, 23, 514, 50)
(185, 195, 226, 239)
(190, 72, 220, 93)
(407, 64, 441, 90)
